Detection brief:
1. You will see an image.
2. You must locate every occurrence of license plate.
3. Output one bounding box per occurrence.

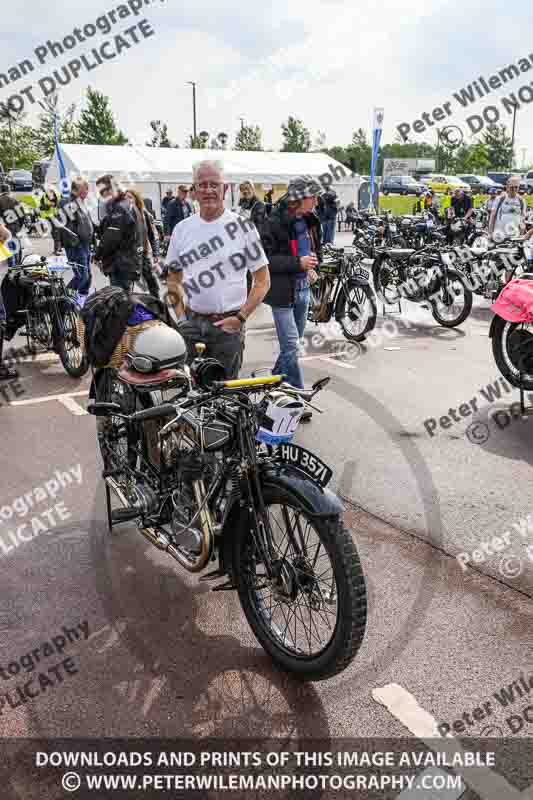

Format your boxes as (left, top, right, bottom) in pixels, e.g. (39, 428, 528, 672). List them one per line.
(352, 266, 369, 280)
(389, 224, 397, 233)
(272, 444, 333, 487)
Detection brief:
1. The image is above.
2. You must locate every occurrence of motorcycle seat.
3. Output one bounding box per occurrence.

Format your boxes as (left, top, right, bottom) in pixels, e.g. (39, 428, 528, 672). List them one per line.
(118, 365, 181, 387)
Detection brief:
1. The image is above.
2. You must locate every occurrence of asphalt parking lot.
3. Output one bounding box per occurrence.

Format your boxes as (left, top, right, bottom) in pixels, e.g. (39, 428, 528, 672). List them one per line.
(1, 234, 532, 795)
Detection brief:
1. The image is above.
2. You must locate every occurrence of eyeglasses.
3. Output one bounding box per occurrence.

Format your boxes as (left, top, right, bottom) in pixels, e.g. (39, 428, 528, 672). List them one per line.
(98, 187, 111, 198)
(196, 181, 223, 191)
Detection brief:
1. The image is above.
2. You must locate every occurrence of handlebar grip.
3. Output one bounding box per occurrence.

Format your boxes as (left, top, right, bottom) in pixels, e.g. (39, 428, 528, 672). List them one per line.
(131, 404, 176, 423)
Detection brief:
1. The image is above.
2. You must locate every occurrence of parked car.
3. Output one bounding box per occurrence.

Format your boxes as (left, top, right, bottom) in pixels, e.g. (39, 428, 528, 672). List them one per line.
(7, 169, 33, 191)
(524, 170, 533, 192)
(420, 174, 470, 193)
(382, 175, 426, 196)
(457, 174, 499, 193)
(487, 172, 528, 192)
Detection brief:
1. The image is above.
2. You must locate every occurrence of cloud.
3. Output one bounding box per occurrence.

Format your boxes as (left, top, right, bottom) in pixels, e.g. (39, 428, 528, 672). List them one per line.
(1, 0, 532, 161)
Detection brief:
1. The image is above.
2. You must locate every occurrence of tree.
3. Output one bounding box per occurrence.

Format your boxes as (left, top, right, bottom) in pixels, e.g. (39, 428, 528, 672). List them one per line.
(77, 87, 128, 145)
(0, 123, 41, 170)
(146, 120, 173, 148)
(235, 124, 263, 151)
(281, 116, 311, 152)
(34, 103, 79, 157)
(482, 124, 513, 170)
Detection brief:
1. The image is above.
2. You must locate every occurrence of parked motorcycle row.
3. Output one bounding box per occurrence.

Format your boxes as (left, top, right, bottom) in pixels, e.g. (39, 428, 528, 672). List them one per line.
(323, 208, 533, 369)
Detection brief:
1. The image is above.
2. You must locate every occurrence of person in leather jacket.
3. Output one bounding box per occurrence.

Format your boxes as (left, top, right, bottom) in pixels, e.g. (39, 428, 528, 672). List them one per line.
(94, 174, 144, 292)
(125, 188, 161, 299)
(238, 181, 267, 232)
(260, 177, 322, 395)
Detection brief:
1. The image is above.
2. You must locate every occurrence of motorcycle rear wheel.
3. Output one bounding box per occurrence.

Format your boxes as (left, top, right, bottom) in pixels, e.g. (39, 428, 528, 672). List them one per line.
(234, 485, 367, 681)
(491, 316, 533, 389)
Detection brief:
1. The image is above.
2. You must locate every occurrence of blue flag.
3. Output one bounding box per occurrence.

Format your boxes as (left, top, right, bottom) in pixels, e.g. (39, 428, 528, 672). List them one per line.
(369, 108, 384, 213)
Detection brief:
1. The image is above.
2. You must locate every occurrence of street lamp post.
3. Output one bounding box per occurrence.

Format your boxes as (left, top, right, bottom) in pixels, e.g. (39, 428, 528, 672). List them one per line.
(510, 103, 518, 169)
(187, 81, 197, 145)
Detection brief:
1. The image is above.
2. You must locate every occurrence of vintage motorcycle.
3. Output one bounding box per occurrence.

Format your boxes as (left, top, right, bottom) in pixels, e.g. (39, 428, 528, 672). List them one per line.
(90, 324, 367, 681)
(1, 248, 88, 378)
(372, 242, 473, 328)
(308, 244, 377, 342)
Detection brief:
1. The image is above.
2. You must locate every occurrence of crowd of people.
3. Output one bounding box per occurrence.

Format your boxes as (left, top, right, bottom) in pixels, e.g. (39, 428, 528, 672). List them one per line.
(2, 164, 531, 419)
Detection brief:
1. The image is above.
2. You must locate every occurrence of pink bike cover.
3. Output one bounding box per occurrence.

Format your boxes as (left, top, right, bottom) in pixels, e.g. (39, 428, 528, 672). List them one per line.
(491, 279, 533, 323)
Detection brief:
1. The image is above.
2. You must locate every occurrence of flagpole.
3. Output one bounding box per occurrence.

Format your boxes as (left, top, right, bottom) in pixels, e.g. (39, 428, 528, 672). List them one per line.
(369, 107, 384, 214)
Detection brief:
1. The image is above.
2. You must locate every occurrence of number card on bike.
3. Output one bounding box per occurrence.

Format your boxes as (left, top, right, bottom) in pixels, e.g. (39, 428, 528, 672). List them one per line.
(256, 398, 305, 445)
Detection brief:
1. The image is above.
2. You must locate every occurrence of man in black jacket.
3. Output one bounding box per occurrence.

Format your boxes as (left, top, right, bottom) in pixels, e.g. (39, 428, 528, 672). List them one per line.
(94, 174, 144, 292)
(239, 181, 267, 231)
(58, 178, 94, 302)
(163, 185, 194, 239)
(261, 177, 322, 395)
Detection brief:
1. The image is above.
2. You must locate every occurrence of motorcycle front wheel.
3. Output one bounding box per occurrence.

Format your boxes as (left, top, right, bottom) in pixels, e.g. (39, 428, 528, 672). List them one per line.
(430, 268, 473, 328)
(335, 283, 377, 342)
(234, 485, 367, 681)
(491, 316, 533, 389)
(55, 305, 88, 378)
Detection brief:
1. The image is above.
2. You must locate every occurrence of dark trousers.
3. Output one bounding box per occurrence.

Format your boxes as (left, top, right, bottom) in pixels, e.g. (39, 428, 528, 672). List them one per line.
(66, 243, 92, 295)
(142, 256, 160, 298)
(178, 313, 245, 379)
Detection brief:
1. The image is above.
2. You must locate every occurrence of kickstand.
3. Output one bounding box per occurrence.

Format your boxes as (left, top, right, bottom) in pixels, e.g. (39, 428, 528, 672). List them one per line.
(105, 480, 114, 533)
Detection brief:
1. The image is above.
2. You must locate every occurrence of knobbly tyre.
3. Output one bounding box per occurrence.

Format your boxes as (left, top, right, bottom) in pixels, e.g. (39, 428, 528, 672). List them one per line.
(90, 326, 367, 681)
(372, 240, 473, 328)
(0, 243, 88, 378)
(308, 244, 377, 343)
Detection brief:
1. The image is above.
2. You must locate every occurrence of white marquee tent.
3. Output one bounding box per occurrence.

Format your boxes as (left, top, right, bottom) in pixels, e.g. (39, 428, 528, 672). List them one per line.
(47, 144, 360, 218)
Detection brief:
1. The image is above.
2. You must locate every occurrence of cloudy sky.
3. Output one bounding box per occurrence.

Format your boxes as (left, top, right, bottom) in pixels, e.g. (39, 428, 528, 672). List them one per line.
(2, 0, 533, 166)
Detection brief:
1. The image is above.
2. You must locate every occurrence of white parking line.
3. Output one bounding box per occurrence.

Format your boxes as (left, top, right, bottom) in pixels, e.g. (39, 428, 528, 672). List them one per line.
(58, 396, 88, 416)
(10, 390, 87, 407)
(372, 683, 528, 800)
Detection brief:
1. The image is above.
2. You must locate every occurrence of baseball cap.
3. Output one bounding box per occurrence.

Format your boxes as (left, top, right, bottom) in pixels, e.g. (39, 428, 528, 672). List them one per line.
(287, 176, 319, 201)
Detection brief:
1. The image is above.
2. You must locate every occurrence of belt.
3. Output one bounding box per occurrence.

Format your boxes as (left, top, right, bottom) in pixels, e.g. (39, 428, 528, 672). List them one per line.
(186, 308, 240, 322)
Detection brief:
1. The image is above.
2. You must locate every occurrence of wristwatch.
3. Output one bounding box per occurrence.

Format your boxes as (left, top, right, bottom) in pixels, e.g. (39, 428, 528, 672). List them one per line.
(236, 311, 247, 326)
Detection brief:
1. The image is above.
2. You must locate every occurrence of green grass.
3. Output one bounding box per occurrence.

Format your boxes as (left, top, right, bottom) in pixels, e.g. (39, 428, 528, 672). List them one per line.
(377, 193, 533, 216)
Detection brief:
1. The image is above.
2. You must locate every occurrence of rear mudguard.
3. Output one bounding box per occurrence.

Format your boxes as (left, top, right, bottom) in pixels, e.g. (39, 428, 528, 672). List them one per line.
(220, 463, 345, 580)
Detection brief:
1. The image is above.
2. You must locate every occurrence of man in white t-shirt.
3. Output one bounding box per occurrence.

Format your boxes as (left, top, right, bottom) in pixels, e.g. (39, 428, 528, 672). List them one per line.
(489, 177, 526, 243)
(165, 160, 270, 378)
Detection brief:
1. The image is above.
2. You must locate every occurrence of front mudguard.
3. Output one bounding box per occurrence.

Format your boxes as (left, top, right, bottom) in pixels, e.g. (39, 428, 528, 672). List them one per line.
(220, 463, 345, 582)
